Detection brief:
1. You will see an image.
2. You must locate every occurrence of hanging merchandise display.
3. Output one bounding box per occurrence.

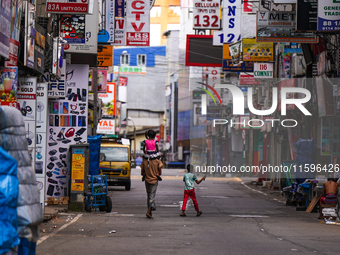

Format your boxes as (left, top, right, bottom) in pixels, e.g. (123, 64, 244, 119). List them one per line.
(45, 65, 89, 198)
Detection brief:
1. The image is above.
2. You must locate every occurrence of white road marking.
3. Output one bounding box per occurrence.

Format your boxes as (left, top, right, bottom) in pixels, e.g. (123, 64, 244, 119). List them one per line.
(37, 214, 83, 245)
(201, 196, 229, 199)
(241, 182, 285, 204)
(230, 215, 269, 218)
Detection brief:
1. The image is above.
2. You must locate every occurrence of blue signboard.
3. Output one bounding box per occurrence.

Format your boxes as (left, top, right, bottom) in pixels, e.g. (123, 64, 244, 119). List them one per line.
(222, 60, 254, 72)
(284, 48, 303, 54)
(115, 0, 125, 18)
(318, 0, 340, 31)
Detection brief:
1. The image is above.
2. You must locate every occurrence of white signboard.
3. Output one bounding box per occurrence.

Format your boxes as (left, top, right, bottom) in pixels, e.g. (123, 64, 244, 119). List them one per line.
(193, 0, 220, 29)
(46, 0, 90, 14)
(126, 0, 150, 46)
(222, 0, 241, 43)
(97, 119, 115, 134)
(63, 0, 98, 53)
(213, 31, 223, 46)
(115, 18, 126, 45)
(317, 0, 340, 31)
(259, 0, 294, 11)
(43, 59, 66, 98)
(254, 63, 274, 78)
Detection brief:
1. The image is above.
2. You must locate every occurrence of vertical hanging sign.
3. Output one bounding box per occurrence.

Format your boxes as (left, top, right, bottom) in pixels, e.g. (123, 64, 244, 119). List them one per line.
(126, 0, 150, 46)
(107, 0, 115, 43)
(222, 0, 241, 44)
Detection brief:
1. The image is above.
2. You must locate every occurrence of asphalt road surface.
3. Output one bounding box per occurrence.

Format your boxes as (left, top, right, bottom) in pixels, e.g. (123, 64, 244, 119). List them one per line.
(37, 168, 340, 255)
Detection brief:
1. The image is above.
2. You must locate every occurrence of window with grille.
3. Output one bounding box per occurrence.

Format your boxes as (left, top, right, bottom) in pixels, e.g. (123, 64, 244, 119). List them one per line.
(120, 54, 129, 65)
(137, 54, 146, 66)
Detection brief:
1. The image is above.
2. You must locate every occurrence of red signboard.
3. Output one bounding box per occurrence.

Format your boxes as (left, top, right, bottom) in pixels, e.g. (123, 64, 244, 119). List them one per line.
(239, 74, 261, 85)
(46, 1, 89, 14)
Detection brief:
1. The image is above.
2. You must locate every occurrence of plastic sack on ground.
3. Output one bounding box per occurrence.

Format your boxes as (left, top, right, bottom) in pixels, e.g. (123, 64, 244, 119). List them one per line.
(0, 147, 20, 254)
(88, 135, 103, 175)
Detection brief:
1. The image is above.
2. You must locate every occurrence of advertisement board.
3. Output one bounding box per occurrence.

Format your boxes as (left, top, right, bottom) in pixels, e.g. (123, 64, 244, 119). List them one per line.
(0, 0, 11, 59)
(98, 0, 115, 43)
(115, 18, 126, 45)
(63, 0, 98, 54)
(256, 11, 318, 43)
(97, 119, 115, 134)
(97, 45, 113, 67)
(222, 44, 254, 72)
(45, 64, 89, 198)
(193, 0, 220, 29)
(296, 0, 317, 31)
(126, 0, 150, 46)
(317, 0, 340, 31)
(222, 0, 241, 43)
(46, 0, 90, 14)
(254, 63, 274, 78)
(0, 66, 18, 107)
(43, 59, 66, 98)
(24, 2, 35, 68)
(60, 15, 86, 44)
(242, 39, 274, 62)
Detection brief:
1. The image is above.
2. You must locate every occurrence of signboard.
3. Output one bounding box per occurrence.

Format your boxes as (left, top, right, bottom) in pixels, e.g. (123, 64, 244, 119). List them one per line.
(318, 0, 340, 31)
(213, 31, 223, 46)
(239, 74, 261, 85)
(259, 0, 294, 11)
(297, 0, 317, 31)
(242, 39, 274, 61)
(126, 0, 150, 46)
(193, 0, 220, 29)
(97, 45, 113, 67)
(0, 67, 18, 107)
(97, 119, 115, 134)
(99, 82, 116, 117)
(254, 63, 274, 78)
(24, 2, 35, 68)
(45, 64, 88, 197)
(0, 0, 11, 59)
(114, 66, 146, 75)
(71, 154, 85, 191)
(63, 0, 98, 54)
(46, 0, 89, 14)
(223, 44, 254, 72)
(115, 18, 126, 45)
(98, 0, 115, 43)
(60, 15, 86, 44)
(115, 0, 125, 17)
(256, 11, 318, 43)
(222, 0, 241, 43)
(43, 59, 66, 98)
(243, 0, 253, 13)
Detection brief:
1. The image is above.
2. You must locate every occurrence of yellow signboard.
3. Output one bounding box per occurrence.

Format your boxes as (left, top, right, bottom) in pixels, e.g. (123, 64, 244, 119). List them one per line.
(242, 39, 274, 62)
(71, 154, 85, 191)
(223, 44, 231, 59)
(97, 45, 113, 67)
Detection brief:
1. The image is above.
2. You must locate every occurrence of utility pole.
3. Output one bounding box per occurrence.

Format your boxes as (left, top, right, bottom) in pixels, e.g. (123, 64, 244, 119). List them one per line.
(93, 67, 98, 135)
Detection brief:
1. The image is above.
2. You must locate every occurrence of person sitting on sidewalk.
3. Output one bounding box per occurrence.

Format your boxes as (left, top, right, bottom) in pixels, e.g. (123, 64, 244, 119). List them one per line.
(180, 164, 206, 217)
(320, 178, 339, 204)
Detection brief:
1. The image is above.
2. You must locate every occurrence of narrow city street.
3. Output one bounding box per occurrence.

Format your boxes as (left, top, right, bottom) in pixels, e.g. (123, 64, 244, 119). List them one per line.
(37, 169, 340, 255)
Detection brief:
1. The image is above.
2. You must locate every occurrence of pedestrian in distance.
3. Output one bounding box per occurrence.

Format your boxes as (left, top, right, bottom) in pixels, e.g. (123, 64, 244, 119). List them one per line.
(180, 164, 206, 217)
(141, 130, 163, 219)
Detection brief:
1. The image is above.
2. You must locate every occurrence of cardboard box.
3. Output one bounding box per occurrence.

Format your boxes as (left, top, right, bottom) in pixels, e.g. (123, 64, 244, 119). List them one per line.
(53, 198, 59, 205)
(46, 200, 53, 206)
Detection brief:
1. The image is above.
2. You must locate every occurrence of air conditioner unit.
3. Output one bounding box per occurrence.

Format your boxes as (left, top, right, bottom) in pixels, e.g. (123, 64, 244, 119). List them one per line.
(292, 54, 306, 76)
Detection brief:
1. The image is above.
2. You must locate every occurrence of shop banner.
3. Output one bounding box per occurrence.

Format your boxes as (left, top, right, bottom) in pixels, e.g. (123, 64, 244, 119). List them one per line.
(223, 44, 254, 72)
(63, 0, 98, 54)
(115, 0, 124, 17)
(97, 45, 113, 67)
(43, 59, 66, 98)
(60, 15, 86, 44)
(256, 11, 318, 43)
(36, 83, 48, 179)
(222, 0, 241, 44)
(242, 39, 274, 62)
(242, 0, 253, 13)
(126, 0, 150, 46)
(193, 0, 220, 29)
(115, 18, 126, 45)
(0, 0, 11, 59)
(212, 31, 223, 46)
(239, 74, 261, 85)
(259, 0, 294, 11)
(113, 66, 146, 75)
(18, 77, 37, 168)
(24, 2, 35, 68)
(318, 0, 340, 31)
(297, 0, 317, 31)
(46, 0, 90, 14)
(5, 0, 23, 66)
(45, 64, 89, 198)
(254, 63, 274, 78)
(98, 0, 115, 43)
(97, 119, 115, 134)
(0, 66, 18, 107)
(99, 82, 116, 117)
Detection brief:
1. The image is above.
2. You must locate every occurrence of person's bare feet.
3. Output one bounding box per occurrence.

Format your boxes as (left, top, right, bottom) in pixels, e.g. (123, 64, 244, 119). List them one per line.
(146, 208, 153, 219)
